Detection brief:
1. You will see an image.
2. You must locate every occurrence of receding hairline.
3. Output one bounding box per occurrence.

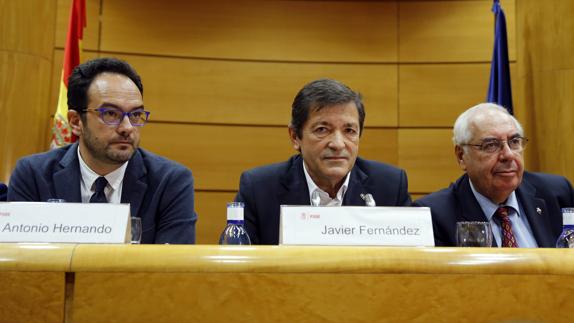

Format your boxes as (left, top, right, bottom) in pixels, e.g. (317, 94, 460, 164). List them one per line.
(453, 103, 523, 146)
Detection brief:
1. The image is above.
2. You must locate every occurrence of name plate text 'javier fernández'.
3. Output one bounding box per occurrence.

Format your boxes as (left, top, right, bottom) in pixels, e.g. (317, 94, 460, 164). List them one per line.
(0, 202, 130, 243)
(279, 206, 434, 246)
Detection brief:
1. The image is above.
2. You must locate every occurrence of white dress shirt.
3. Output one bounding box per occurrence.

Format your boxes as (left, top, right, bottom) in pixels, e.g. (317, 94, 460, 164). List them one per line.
(77, 146, 128, 203)
(303, 162, 350, 207)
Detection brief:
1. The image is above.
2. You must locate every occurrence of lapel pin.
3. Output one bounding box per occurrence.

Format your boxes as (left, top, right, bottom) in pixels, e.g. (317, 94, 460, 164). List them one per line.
(536, 207, 542, 215)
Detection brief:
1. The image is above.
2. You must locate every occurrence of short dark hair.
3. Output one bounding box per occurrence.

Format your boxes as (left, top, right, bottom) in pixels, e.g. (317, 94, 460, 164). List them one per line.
(290, 78, 365, 139)
(67, 57, 143, 113)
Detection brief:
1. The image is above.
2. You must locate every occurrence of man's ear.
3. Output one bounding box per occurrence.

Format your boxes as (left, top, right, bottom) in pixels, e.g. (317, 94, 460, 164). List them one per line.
(68, 110, 83, 137)
(288, 126, 300, 152)
(455, 145, 466, 171)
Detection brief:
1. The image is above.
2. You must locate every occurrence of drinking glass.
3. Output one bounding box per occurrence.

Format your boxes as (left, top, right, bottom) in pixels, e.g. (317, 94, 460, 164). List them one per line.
(47, 199, 66, 203)
(130, 217, 142, 244)
(456, 221, 492, 247)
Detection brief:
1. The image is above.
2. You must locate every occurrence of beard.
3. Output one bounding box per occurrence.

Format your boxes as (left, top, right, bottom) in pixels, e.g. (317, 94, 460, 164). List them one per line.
(82, 124, 138, 165)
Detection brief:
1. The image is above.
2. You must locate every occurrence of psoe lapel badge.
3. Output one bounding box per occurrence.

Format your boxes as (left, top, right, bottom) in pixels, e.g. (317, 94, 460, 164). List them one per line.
(536, 207, 542, 215)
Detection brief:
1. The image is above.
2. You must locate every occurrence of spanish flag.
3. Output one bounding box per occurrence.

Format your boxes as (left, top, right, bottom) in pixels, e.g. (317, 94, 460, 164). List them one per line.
(51, 0, 86, 148)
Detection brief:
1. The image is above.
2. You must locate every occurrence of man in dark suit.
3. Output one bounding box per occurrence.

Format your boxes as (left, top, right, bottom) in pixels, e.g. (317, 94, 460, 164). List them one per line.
(236, 79, 411, 245)
(8, 58, 196, 244)
(0, 183, 6, 201)
(415, 103, 574, 247)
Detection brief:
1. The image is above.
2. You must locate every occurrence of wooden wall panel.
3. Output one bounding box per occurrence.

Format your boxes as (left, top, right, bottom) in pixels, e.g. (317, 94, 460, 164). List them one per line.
(140, 124, 293, 191)
(0, 0, 55, 56)
(399, 0, 516, 62)
(1, 47, 52, 179)
(100, 1, 397, 62)
(7, 0, 523, 197)
(55, 0, 100, 50)
(399, 63, 516, 127)
(140, 123, 398, 191)
(359, 128, 398, 166)
(0, 0, 56, 183)
(517, 1, 574, 183)
(521, 70, 574, 180)
(195, 191, 236, 244)
(113, 54, 398, 127)
(398, 129, 461, 194)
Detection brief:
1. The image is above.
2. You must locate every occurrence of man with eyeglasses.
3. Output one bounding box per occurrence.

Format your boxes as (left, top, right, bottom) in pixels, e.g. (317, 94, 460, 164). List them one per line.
(415, 103, 574, 247)
(7, 57, 197, 244)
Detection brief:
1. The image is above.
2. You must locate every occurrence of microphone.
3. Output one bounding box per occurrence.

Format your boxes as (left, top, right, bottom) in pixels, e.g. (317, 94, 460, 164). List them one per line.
(311, 190, 321, 207)
(360, 193, 376, 207)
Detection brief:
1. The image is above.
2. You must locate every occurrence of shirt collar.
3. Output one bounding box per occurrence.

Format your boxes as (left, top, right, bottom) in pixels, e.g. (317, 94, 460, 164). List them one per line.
(77, 146, 129, 192)
(469, 179, 520, 221)
(303, 161, 350, 206)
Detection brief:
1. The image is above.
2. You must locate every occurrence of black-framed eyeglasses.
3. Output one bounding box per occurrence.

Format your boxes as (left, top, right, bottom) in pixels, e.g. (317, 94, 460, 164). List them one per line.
(82, 107, 150, 126)
(462, 136, 528, 154)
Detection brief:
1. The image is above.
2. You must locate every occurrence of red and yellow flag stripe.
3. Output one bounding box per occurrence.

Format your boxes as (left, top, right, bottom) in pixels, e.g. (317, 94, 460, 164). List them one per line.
(51, 0, 86, 148)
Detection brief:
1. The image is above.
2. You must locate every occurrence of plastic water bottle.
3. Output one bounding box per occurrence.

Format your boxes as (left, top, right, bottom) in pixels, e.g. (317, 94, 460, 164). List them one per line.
(219, 202, 251, 245)
(556, 208, 574, 248)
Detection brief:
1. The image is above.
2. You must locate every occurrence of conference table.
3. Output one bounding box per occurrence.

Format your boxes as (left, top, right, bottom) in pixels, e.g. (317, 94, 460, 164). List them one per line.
(0, 244, 572, 322)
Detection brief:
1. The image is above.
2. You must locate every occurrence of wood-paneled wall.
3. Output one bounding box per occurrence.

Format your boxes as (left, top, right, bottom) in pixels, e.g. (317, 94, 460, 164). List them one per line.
(517, 1, 574, 183)
(4, 0, 521, 243)
(0, 0, 56, 182)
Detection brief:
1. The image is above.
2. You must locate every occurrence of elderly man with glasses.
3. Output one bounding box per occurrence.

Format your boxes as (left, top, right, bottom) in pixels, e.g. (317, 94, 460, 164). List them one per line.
(415, 103, 574, 247)
(8, 57, 197, 244)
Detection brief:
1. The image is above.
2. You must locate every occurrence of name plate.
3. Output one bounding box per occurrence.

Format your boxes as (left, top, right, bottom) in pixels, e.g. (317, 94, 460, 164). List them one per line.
(279, 206, 434, 246)
(0, 202, 130, 243)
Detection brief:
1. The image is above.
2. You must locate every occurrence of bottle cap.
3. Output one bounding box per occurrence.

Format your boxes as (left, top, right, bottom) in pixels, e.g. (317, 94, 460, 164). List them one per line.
(227, 202, 244, 221)
(562, 208, 574, 225)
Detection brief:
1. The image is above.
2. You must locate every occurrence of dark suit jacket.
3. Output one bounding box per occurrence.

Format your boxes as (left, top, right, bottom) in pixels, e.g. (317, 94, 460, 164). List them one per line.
(236, 154, 412, 245)
(7, 143, 197, 244)
(414, 172, 574, 247)
(0, 183, 6, 201)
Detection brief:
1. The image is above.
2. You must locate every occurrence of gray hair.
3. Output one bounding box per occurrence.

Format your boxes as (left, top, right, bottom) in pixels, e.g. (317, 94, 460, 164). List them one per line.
(452, 103, 524, 146)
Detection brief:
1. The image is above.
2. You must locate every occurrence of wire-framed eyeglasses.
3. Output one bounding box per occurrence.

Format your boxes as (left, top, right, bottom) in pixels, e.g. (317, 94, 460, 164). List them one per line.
(461, 136, 528, 154)
(82, 107, 150, 126)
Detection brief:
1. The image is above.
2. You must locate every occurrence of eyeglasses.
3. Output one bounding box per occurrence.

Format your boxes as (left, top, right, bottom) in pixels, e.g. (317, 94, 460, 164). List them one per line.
(82, 108, 150, 126)
(462, 136, 528, 154)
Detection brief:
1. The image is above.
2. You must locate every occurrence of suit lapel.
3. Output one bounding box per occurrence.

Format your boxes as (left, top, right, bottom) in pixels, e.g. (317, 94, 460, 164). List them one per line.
(453, 175, 498, 246)
(343, 164, 368, 206)
(53, 143, 82, 202)
(121, 150, 147, 217)
(455, 175, 490, 222)
(516, 180, 554, 247)
(278, 155, 310, 206)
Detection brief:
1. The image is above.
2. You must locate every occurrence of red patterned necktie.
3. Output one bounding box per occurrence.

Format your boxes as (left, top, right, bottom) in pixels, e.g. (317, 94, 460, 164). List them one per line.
(494, 206, 518, 247)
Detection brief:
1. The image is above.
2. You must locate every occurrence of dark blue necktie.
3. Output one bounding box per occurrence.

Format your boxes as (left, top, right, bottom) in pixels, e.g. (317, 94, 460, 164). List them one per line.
(90, 177, 108, 203)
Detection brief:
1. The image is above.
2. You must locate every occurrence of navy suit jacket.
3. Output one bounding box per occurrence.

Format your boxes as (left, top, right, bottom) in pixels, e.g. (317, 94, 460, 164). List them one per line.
(236, 154, 412, 245)
(0, 183, 6, 201)
(8, 143, 197, 244)
(414, 172, 574, 247)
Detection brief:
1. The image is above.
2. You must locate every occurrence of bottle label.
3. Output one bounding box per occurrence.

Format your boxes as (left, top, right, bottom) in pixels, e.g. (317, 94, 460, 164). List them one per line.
(562, 208, 574, 225)
(227, 206, 244, 221)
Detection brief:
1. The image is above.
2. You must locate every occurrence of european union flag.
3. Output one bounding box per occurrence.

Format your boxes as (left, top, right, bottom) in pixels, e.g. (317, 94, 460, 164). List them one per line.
(487, 0, 513, 115)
